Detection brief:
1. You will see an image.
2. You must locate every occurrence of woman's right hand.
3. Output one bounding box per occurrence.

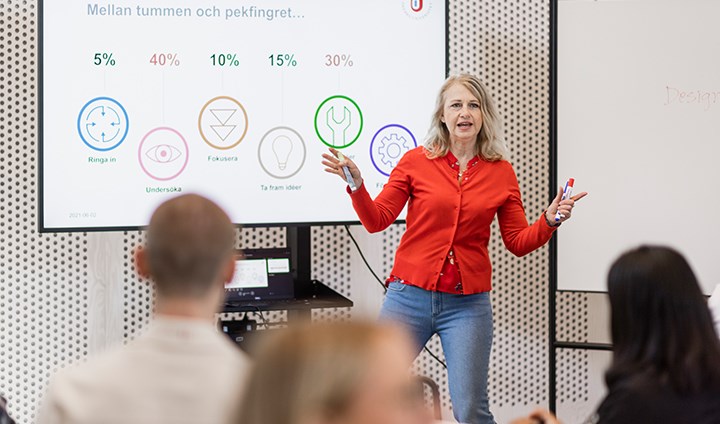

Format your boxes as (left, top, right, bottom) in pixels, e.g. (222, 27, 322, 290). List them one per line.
(321, 148, 363, 189)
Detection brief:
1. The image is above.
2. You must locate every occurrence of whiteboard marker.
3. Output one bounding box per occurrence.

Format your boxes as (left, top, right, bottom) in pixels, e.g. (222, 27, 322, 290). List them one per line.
(555, 178, 574, 221)
(336, 151, 358, 191)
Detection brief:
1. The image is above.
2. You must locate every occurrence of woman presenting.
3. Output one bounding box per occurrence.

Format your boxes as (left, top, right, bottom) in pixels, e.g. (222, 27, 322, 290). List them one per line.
(322, 74, 586, 424)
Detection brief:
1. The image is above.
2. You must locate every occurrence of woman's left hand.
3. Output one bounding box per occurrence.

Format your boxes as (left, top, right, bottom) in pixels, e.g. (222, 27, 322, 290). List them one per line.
(545, 187, 588, 225)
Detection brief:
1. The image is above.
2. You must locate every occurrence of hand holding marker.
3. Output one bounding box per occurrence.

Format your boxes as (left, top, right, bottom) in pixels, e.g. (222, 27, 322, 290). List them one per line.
(547, 178, 586, 225)
(321, 147, 362, 190)
(336, 151, 357, 191)
(555, 178, 574, 221)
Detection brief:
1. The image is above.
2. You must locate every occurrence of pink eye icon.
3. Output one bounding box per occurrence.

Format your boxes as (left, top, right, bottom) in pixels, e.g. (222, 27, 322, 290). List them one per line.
(145, 144, 182, 163)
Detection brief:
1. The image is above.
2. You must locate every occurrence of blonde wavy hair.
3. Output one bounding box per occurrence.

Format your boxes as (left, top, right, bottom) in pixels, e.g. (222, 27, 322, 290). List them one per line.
(425, 74, 509, 161)
(235, 322, 411, 424)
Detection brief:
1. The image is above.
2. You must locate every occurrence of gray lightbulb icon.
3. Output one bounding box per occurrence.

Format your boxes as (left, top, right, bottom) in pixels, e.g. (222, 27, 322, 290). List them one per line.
(272, 135, 293, 170)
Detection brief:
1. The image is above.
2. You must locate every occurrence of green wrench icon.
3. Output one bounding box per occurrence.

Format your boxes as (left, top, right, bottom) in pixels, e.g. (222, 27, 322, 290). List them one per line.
(326, 106, 351, 146)
(314, 95, 363, 149)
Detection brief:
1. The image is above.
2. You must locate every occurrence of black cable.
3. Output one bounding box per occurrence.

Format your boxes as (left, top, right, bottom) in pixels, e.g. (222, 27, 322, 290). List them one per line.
(344, 225, 387, 293)
(423, 346, 447, 369)
(253, 306, 268, 327)
(344, 225, 447, 369)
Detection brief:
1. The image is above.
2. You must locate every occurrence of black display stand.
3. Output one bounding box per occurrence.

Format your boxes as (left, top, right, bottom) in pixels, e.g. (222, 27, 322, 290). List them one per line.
(222, 226, 353, 321)
(548, 0, 612, 412)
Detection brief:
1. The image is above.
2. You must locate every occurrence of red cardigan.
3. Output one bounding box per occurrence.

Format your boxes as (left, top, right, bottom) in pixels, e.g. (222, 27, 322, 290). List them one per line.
(349, 147, 556, 294)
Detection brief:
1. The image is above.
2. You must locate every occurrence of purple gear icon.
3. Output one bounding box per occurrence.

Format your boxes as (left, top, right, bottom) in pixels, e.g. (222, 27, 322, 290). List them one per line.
(370, 124, 417, 177)
(378, 133, 411, 167)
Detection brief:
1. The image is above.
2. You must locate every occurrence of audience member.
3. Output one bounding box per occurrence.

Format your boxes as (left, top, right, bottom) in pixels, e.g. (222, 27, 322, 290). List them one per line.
(588, 246, 720, 423)
(237, 321, 437, 424)
(37, 194, 250, 424)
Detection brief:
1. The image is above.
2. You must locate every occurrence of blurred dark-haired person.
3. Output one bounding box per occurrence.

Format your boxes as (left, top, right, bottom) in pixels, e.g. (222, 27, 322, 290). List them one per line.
(587, 245, 720, 423)
(38, 194, 250, 424)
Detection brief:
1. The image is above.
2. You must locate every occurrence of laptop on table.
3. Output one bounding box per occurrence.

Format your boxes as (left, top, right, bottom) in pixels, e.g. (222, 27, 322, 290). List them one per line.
(224, 248, 295, 303)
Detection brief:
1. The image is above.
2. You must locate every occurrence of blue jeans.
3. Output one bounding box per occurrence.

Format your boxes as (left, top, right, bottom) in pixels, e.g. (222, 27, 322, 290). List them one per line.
(379, 282, 495, 424)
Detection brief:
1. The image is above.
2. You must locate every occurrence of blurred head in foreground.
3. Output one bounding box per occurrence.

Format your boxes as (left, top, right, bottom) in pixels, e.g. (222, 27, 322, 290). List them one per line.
(237, 321, 432, 424)
(606, 245, 720, 393)
(135, 193, 236, 317)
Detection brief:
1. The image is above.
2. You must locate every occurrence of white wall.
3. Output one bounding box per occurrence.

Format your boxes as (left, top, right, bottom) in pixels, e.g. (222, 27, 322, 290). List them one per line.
(557, 0, 720, 294)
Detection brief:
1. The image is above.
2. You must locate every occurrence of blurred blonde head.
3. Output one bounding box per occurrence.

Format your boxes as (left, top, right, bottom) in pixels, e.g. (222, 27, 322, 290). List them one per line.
(237, 321, 428, 424)
(425, 73, 508, 161)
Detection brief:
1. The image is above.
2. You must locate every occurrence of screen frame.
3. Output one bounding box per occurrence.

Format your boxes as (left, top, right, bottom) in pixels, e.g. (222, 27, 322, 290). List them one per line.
(37, 1, 450, 233)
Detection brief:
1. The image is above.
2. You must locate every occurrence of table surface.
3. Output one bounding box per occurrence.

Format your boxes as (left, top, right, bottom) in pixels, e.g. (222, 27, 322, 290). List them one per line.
(222, 280, 353, 313)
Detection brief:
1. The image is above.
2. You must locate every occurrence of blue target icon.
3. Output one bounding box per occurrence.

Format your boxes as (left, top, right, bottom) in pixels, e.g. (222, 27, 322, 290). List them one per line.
(77, 97, 129, 151)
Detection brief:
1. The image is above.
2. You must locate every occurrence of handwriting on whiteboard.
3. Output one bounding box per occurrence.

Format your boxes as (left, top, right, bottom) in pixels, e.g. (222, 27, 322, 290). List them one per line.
(665, 86, 720, 111)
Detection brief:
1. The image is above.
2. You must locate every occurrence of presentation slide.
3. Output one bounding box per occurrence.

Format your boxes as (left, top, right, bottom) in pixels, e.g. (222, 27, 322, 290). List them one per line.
(41, 0, 447, 230)
(557, 0, 719, 294)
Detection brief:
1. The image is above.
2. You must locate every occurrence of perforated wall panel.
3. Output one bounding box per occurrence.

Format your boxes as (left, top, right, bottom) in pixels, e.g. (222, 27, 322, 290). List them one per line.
(0, 1, 596, 423)
(556, 292, 590, 403)
(311, 226, 352, 322)
(0, 2, 90, 423)
(475, 0, 560, 410)
(122, 231, 152, 341)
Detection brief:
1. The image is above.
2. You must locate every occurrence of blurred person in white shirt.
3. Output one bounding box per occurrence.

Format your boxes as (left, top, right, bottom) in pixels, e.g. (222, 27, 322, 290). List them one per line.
(38, 194, 250, 424)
